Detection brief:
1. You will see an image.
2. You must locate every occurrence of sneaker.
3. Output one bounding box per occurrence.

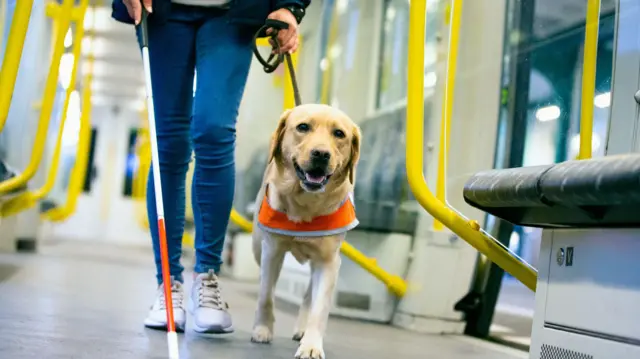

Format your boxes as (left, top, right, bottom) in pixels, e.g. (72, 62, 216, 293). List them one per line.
(144, 279, 187, 332)
(189, 270, 234, 333)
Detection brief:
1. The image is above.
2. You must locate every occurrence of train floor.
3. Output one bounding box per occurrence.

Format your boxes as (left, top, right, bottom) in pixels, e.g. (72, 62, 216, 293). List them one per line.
(0, 240, 528, 359)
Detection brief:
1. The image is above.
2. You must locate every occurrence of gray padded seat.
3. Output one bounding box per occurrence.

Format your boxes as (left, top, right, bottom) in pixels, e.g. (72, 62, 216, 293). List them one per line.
(0, 160, 27, 199)
(354, 115, 388, 229)
(354, 107, 419, 235)
(463, 154, 640, 228)
(233, 145, 269, 223)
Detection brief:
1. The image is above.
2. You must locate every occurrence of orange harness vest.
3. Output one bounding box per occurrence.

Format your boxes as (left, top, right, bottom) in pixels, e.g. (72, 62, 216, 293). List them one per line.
(256, 186, 359, 237)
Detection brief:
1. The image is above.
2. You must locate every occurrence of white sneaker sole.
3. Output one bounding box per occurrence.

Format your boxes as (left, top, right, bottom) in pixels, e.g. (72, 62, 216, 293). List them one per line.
(144, 317, 186, 333)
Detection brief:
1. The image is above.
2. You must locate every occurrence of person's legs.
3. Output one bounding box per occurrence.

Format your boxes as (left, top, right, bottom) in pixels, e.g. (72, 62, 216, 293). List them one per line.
(188, 9, 253, 333)
(139, 6, 197, 331)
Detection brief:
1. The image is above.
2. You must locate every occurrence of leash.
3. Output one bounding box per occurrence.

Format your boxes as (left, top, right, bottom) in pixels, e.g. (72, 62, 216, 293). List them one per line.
(252, 19, 302, 107)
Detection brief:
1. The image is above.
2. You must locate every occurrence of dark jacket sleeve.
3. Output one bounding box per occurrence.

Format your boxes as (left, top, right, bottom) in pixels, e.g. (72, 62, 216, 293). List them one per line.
(111, 0, 135, 25)
(274, 0, 312, 11)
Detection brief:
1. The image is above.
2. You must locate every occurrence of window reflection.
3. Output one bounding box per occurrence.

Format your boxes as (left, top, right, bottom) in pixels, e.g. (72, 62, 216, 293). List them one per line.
(376, 0, 444, 109)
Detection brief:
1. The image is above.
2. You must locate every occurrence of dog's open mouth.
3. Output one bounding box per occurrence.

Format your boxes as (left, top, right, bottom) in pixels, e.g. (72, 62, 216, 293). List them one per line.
(294, 161, 332, 191)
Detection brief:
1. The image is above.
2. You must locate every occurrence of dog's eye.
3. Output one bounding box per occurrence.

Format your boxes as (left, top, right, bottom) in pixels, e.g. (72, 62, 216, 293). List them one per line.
(296, 123, 310, 132)
(333, 129, 346, 139)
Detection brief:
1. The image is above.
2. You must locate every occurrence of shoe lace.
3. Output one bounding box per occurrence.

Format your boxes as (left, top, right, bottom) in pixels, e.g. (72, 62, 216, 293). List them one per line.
(157, 282, 184, 309)
(197, 271, 227, 310)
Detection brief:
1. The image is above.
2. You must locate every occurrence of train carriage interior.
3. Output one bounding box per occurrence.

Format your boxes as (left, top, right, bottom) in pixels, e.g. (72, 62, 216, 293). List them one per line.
(1, 0, 639, 358)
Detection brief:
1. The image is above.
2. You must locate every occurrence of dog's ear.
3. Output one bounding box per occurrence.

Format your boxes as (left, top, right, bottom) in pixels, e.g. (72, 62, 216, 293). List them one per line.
(268, 109, 292, 164)
(347, 124, 362, 184)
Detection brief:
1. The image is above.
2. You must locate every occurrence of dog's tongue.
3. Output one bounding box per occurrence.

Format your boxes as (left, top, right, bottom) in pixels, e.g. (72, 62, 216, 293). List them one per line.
(305, 173, 326, 184)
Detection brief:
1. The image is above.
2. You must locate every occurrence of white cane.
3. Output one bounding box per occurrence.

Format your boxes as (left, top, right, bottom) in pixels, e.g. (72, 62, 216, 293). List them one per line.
(138, 8, 180, 359)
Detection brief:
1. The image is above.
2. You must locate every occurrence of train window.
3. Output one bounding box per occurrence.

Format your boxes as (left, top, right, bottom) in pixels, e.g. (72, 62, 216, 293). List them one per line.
(122, 128, 138, 197)
(376, 0, 444, 110)
(315, 0, 364, 107)
(83, 128, 98, 193)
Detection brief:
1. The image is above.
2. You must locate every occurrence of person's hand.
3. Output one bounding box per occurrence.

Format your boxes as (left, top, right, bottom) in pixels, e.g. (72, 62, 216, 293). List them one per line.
(123, 0, 153, 25)
(267, 8, 299, 54)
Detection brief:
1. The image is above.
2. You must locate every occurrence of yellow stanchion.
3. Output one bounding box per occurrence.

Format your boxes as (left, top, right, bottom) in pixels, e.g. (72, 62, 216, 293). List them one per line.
(1, 0, 89, 216)
(0, 0, 34, 132)
(433, 0, 462, 231)
(578, 0, 601, 160)
(42, 3, 99, 221)
(406, 0, 537, 292)
(0, 0, 76, 195)
(43, 71, 93, 221)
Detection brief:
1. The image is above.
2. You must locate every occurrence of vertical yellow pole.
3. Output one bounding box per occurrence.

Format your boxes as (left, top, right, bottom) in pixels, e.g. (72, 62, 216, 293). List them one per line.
(578, 0, 601, 160)
(434, 0, 463, 231)
(0, 0, 34, 131)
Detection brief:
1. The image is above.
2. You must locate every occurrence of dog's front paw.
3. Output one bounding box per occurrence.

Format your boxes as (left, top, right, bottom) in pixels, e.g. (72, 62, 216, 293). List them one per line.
(294, 339, 325, 359)
(251, 325, 273, 344)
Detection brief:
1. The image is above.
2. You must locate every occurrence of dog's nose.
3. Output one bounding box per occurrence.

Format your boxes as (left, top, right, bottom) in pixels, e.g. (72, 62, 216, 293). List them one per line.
(311, 149, 331, 162)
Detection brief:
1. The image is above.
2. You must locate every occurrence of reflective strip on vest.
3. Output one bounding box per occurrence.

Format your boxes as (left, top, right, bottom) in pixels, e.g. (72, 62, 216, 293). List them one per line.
(257, 187, 359, 237)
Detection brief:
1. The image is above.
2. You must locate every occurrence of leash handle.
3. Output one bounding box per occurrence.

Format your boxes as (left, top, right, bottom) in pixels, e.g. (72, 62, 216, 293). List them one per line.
(252, 20, 302, 107)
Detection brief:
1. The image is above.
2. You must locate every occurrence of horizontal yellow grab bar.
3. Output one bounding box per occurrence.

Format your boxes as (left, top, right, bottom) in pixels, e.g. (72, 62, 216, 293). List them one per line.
(340, 241, 407, 296)
(0, 0, 76, 195)
(0, 0, 34, 132)
(406, 0, 537, 292)
(230, 208, 254, 233)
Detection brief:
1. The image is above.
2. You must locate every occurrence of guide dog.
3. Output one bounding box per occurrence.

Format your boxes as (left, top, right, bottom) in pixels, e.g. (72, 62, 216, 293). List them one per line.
(250, 103, 361, 359)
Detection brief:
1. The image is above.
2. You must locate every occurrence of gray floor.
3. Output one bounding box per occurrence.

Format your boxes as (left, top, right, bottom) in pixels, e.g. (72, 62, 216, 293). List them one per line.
(0, 241, 527, 359)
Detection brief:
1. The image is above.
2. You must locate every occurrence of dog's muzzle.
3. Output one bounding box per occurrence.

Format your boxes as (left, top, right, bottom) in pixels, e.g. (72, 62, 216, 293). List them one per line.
(294, 160, 332, 192)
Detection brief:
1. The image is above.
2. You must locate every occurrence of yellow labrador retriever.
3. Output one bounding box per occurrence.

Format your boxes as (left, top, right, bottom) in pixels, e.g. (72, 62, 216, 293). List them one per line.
(250, 103, 361, 359)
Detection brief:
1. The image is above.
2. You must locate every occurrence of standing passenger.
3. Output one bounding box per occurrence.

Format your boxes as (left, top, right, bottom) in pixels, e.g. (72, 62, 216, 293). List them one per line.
(111, 0, 309, 333)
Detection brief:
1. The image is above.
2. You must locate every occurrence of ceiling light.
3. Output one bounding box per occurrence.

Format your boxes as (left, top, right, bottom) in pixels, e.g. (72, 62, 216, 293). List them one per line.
(594, 92, 610, 108)
(424, 71, 436, 88)
(62, 90, 82, 147)
(336, 0, 349, 15)
(64, 28, 73, 48)
(570, 133, 601, 155)
(59, 53, 75, 90)
(83, 7, 95, 30)
(535, 105, 560, 122)
(319, 58, 328, 71)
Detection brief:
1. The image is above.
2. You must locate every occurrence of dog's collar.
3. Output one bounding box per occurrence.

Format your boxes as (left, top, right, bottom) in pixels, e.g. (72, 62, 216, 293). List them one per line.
(256, 184, 359, 237)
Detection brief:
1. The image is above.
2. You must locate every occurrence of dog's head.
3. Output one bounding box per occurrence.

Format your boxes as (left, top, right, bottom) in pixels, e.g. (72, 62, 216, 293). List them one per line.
(268, 104, 361, 193)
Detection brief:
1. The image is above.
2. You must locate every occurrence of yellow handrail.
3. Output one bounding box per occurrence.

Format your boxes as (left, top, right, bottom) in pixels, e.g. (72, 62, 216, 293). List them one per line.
(43, 71, 93, 221)
(0, 0, 4, 50)
(0, 0, 76, 195)
(1, 0, 89, 216)
(406, 0, 537, 292)
(433, 0, 462, 231)
(578, 0, 601, 160)
(0, 0, 34, 132)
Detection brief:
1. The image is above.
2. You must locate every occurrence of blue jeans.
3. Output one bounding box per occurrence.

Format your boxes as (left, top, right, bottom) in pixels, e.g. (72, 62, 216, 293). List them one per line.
(138, 5, 253, 285)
